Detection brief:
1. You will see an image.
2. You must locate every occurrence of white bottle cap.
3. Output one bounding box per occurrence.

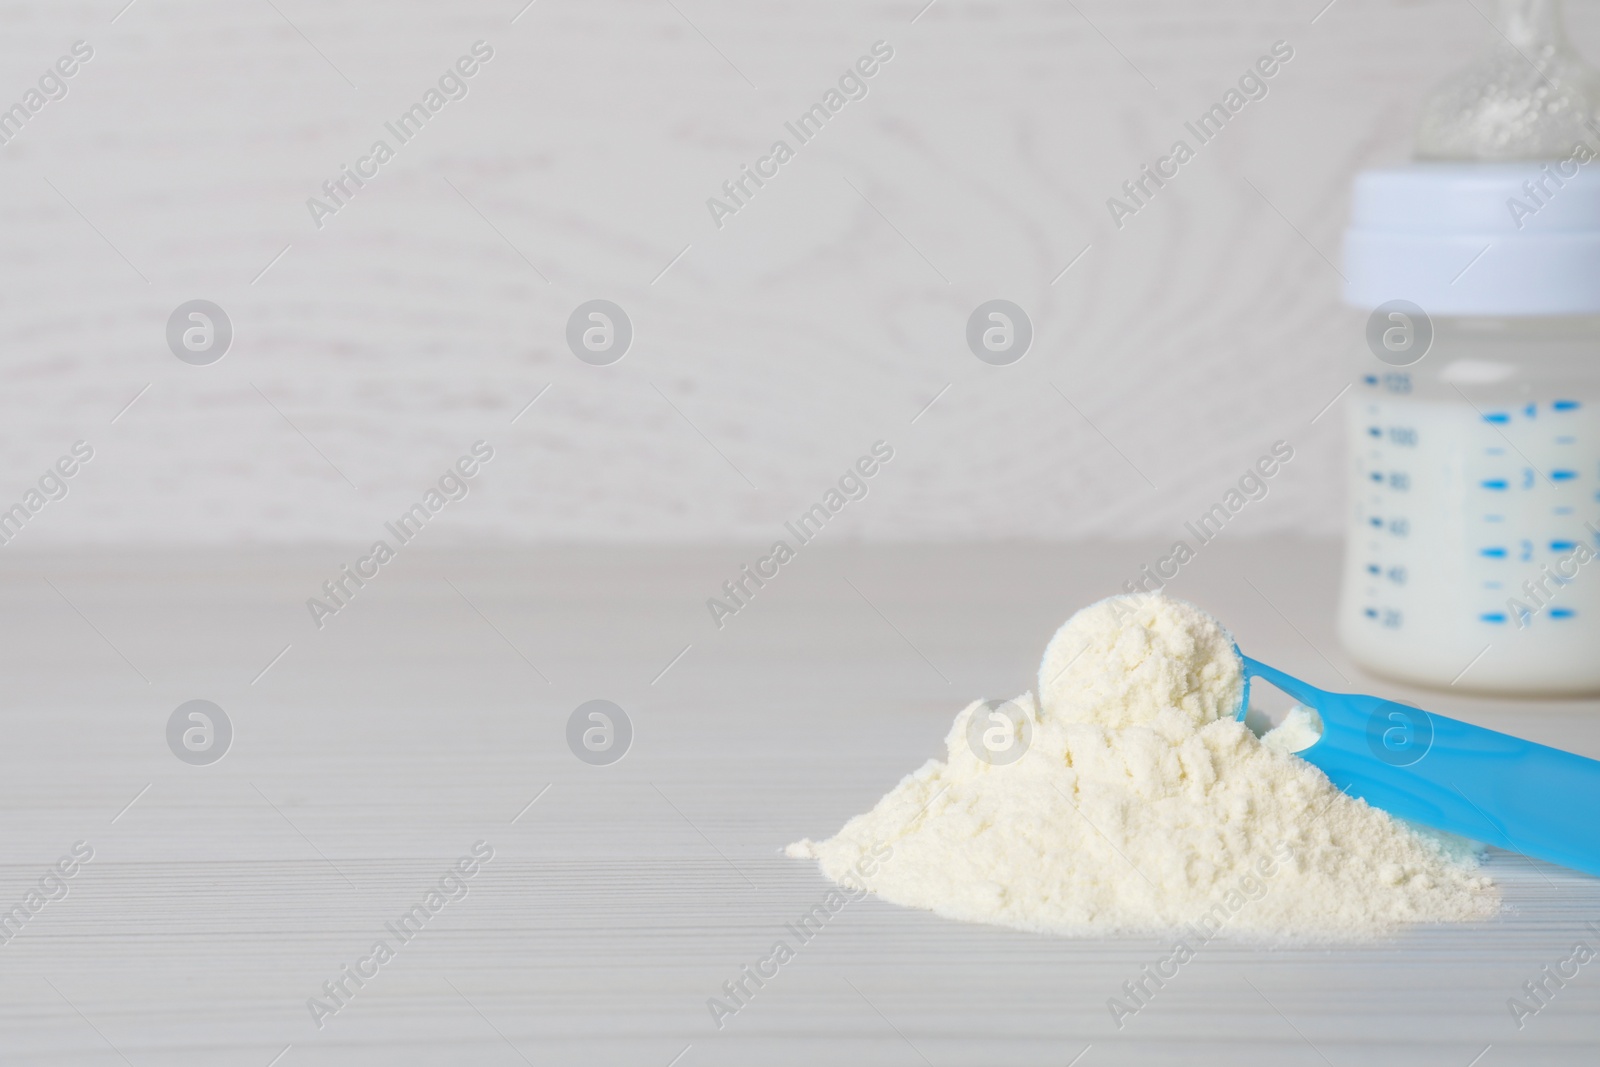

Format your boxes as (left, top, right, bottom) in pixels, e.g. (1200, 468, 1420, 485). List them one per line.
(1343, 162, 1600, 315)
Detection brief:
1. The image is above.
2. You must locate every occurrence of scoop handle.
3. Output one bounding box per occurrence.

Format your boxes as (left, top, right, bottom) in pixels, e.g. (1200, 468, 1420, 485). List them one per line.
(1241, 656, 1600, 878)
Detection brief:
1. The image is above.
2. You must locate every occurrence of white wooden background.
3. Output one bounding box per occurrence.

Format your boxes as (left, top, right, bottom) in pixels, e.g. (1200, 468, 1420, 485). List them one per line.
(2, 540, 1598, 1064)
(2, 0, 1581, 545)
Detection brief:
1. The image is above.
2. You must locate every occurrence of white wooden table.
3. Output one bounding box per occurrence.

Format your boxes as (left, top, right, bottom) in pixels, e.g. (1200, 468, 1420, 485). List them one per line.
(1, 540, 1596, 1065)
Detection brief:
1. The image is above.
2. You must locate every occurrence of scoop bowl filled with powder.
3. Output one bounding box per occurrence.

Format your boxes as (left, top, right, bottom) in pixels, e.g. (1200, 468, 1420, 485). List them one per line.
(786, 593, 1499, 940)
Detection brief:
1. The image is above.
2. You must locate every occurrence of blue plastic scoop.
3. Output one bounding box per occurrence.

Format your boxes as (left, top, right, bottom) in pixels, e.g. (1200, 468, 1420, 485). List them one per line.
(1238, 655, 1600, 878)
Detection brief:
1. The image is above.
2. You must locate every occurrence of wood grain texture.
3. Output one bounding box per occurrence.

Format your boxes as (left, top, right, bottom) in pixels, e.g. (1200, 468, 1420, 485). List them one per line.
(0, 541, 1596, 1064)
(3, 1, 1584, 544)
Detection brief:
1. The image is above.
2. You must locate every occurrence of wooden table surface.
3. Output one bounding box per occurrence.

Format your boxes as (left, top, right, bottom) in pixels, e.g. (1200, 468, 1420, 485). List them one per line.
(1, 540, 1596, 1065)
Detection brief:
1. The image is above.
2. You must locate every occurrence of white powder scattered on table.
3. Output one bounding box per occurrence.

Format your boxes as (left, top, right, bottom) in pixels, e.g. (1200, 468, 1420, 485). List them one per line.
(787, 594, 1498, 939)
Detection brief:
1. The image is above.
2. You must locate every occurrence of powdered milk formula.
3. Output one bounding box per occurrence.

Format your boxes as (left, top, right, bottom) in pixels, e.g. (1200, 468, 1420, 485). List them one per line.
(787, 594, 1498, 939)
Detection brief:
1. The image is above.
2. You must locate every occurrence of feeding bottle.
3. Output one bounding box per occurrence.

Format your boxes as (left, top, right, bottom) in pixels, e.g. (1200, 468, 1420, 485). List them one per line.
(1338, 0, 1600, 695)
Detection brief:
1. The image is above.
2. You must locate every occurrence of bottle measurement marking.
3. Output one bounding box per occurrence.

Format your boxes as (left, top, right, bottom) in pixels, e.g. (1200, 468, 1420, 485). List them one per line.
(1353, 391, 1597, 633)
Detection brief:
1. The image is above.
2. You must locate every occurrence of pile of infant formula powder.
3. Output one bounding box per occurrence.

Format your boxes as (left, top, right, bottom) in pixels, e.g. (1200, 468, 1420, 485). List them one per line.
(788, 594, 1499, 939)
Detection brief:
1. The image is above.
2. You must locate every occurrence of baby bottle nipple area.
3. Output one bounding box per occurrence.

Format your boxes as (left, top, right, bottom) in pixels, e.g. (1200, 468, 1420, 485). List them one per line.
(1338, 0, 1600, 695)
